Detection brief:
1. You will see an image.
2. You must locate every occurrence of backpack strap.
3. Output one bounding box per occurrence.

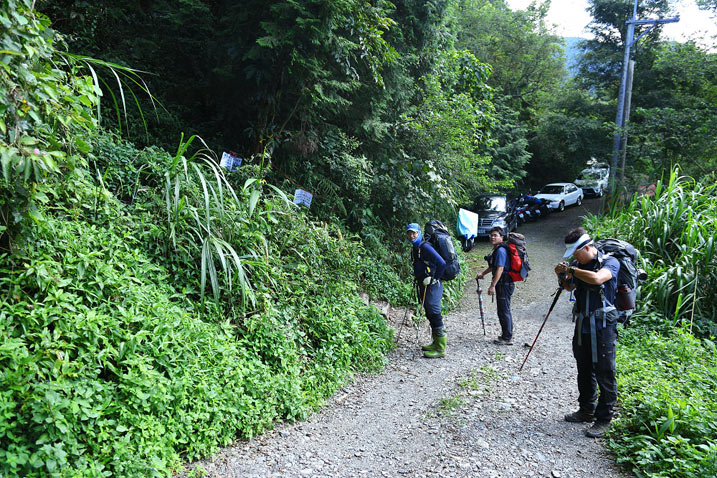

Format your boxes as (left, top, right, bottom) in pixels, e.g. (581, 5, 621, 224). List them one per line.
(415, 241, 436, 276)
(491, 243, 511, 281)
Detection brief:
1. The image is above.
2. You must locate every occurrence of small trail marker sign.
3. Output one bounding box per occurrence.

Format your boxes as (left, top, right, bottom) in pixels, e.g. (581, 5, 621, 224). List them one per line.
(294, 189, 313, 208)
(220, 152, 242, 172)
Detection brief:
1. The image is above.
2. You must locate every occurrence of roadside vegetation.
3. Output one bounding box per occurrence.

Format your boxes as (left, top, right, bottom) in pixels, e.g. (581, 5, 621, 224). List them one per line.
(0, 3, 472, 476)
(2, 0, 716, 477)
(585, 170, 717, 477)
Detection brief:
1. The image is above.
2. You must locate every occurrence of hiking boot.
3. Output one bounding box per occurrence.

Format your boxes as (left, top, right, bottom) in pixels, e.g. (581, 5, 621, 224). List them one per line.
(493, 337, 513, 345)
(424, 335, 446, 358)
(585, 420, 611, 438)
(564, 409, 595, 423)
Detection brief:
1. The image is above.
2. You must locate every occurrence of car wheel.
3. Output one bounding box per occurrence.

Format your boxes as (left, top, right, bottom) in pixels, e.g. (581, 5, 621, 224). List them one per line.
(577, 196, 583, 206)
(558, 201, 565, 212)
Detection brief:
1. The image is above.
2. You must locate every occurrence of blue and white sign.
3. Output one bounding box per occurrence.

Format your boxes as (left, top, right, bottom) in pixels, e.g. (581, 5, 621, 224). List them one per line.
(219, 152, 242, 172)
(293, 189, 313, 208)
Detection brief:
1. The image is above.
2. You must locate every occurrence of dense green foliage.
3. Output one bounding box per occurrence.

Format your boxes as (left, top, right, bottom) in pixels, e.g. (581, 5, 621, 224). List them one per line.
(611, 330, 717, 477)
(0, 172, 397, 477)
(584, 169, 717, 477)
(0, 1, 99, 239)
(453, 0, 567, 190)
(585, 170, 717, 333)
(3, 0, 716, 476)
(0, 4, 441, 476)
(627, 42, 717, 180)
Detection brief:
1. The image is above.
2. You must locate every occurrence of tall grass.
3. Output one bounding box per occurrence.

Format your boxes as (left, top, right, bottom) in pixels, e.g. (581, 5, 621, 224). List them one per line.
(585, 169, 717, 334)
(584, 167, 717, 477)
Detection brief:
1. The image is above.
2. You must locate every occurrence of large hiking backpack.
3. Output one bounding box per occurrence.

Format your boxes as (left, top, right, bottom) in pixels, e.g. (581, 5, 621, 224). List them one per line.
(594, 238, 645, 311)
(422, 219, 461, 280)
(501, 232, 531, 282)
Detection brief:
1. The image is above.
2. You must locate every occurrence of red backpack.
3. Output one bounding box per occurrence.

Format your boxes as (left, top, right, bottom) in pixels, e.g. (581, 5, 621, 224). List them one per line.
(501, 233, 530, 282)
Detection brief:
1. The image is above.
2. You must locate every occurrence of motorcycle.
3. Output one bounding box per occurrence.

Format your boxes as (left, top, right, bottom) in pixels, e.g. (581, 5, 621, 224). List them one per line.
(524, 194, 550, 221)
(515, 202, 529, 225)
(461, 235, 475, 252)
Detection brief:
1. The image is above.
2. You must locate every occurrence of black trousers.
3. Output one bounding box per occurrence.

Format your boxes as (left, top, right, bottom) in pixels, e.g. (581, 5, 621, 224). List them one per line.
(572, 323, 618, 422)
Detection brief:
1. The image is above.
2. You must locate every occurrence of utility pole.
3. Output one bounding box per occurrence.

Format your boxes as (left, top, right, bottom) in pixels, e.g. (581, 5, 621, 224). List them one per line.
(608, 0, 679, 196)
(618, 60, 635, 183)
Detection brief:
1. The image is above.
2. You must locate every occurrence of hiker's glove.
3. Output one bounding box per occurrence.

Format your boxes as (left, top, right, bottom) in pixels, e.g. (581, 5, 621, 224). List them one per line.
(423, 276, 433, 286)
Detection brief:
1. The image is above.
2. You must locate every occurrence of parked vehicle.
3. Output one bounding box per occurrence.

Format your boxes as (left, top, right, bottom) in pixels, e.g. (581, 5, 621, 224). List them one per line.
(535, 183, 584, 212)
(467, 194, 518, 237)
(574, 167, 609, 197)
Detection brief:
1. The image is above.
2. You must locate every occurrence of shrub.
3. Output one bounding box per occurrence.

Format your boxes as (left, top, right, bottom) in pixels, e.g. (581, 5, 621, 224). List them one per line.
(609, 328, 717, 477)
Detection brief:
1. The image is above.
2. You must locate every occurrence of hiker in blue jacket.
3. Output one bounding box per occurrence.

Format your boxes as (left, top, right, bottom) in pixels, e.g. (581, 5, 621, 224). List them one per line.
(476, 226, 515, 345)
(407, 223, 447, 358)
(555, 227, 620, 438)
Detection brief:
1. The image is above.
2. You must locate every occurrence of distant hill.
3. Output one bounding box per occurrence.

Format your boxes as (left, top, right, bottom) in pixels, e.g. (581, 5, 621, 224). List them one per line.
(564, 37, 586, 76)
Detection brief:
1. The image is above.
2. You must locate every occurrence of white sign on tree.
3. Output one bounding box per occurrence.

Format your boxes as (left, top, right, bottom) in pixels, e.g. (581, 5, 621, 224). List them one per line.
(293, 189, 313, 208)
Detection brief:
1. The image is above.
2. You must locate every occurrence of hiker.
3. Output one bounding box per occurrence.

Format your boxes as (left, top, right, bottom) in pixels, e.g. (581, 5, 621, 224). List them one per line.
(407, 223, 447, 358)
(555, 227, 620, 438)
(475, 226, 515, 345)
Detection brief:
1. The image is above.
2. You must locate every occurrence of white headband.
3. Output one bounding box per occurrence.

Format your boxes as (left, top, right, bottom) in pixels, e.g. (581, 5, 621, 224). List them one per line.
(564, 233, 592, 258)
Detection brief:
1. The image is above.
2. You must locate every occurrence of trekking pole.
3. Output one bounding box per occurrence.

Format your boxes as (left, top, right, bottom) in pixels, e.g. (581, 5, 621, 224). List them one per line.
(519, 286, 564, 372)
(413, 282, 429, 345)
(395, 305, 411, 344)
(476, 277, 486, 336)
(396, 282, 420, 344)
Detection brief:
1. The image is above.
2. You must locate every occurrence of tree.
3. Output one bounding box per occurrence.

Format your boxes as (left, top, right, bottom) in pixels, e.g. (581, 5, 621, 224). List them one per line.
(626, 42, 717, 179)
(452, 0, 566, 191)
(695, 0, 717, 12)
(576, 0, 670, 96)
(454, 0, 566, 113)
(527, 86, 612, 188)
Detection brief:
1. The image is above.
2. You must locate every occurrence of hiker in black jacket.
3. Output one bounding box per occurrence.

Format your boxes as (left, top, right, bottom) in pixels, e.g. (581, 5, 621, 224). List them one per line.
(555, 227, 620, 438)
(407, 223, 447, 358)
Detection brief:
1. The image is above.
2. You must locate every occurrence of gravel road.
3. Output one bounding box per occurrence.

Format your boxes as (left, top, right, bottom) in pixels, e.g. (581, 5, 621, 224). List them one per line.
(181, 198, 630, 478)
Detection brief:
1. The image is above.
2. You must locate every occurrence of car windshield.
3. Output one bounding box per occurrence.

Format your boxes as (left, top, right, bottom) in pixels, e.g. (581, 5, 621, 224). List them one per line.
(577, 170, 602, 180)
(473, 196, 507, 212)
(539, 185, 564, 194)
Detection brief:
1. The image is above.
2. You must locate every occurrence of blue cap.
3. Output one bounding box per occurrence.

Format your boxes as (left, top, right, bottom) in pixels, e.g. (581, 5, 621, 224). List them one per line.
(406, 223, 421, 233)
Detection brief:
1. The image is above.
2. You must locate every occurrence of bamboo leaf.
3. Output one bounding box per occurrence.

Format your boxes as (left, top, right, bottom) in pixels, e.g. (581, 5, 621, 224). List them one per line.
(248, 189, 261, 218)
(192, 163, 211, 231)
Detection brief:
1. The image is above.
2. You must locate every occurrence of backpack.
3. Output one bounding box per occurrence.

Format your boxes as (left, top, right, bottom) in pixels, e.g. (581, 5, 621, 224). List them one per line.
(593, 238, 646, 312)
(422, 219, 461, 281)
(499, 232, 530, 282)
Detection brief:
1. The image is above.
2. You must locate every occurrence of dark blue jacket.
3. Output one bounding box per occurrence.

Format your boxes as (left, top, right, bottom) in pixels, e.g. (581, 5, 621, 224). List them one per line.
(412, 242, 446, 281)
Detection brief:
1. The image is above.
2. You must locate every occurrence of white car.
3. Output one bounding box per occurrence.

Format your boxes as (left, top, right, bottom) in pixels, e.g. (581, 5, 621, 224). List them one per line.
(574, 167, 609, 197)
(535, 182, 584, 212)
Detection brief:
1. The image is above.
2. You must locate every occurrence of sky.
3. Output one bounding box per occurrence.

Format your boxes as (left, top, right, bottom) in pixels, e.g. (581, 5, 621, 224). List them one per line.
(506, 0, 717, 47)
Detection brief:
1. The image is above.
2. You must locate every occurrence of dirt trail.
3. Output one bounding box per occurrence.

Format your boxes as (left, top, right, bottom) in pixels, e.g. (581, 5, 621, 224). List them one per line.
(182, 198, 629, 478)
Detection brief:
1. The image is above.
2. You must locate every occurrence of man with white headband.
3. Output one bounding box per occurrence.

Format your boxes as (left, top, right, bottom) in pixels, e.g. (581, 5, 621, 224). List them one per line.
(555, 227, 620, 438)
